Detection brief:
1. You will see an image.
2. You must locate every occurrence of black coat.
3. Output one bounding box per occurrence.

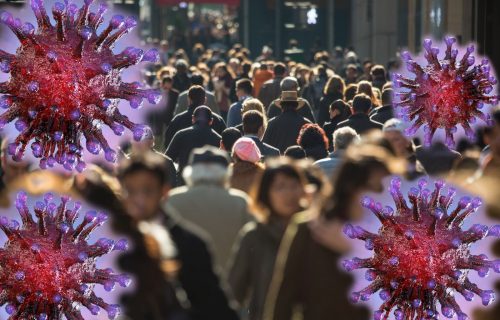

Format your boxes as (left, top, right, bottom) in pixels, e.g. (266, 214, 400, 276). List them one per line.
(263, 110, 311, 153)
(246, 135, 281, 158)
(369, 105, 394, 124)
(267, 98, 316, 123)
(147, 89, 179, 136)
(335, 113, 383, 135)
(164, 105, 226, 151)
(166, 124, 222, 172)
(317, 92, 343, 127)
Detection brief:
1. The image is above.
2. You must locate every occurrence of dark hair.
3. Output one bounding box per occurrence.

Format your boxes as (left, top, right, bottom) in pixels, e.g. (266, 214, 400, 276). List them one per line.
(242, 62, 252, 74)
(161, 76, 173, 85)
(251, 158, 306, 221)
(117, 151, 171, 187)
(280, 100, 298, 112)
(273, 63, 286, 77)
(370, 64, 386, 80)
(345, 84, 358, 101)
(193, 105, 212, 124)
(221, 127, 242, 151)
(493, 106, 500, 124)
(297, 123, 329, 150)
(284, 145, 306, 159)
(381, 88, 393, 106)
(190, 73, 204, 86)
(242, 110, 264, 135)
(352, 94, 372, 114)
(188, 85, 206, 106)
(236, 78, 253, 95)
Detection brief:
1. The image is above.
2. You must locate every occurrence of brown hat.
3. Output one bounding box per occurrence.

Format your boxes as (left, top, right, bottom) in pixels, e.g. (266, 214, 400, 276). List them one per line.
(275, 91, 305, 109)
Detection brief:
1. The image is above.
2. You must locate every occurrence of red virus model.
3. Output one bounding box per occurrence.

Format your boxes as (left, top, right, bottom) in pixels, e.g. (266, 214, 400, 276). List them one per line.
(343, 177, 500, 320)
(393, 37, 498, 148)
(0, 192, 130, 319)
(0, 0, 161, 171)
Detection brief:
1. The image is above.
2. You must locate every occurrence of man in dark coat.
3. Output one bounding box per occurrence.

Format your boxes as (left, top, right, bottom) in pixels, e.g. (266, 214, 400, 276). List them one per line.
(267, 77, 315, 122)
(164, 85, 226, 150)
(172, 59, 191, 93)
(258, 63, 286, 110)
(147, 75, 179, 138)
(335, 94, 383, 134)
(263, 91, 311, 153)
(242, 110, 280, 158)
(166, 106, 222, 174)
(117, 152, 239, 320)
(370, 88, 394, 124)
(227, 78, 254, 127)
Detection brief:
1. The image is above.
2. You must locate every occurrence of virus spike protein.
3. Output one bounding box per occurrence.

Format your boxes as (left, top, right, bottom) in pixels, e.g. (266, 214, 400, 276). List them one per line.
(0, 192, 130, 319)
(0, 0, 161, 172)
(393, 37, 498, 149)
(343, 177, 500, 320)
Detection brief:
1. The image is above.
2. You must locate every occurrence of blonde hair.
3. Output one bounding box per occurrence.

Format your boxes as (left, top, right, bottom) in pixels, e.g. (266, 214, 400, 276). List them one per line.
(357, 80, 380, 107)
(242, 98, 268, 128)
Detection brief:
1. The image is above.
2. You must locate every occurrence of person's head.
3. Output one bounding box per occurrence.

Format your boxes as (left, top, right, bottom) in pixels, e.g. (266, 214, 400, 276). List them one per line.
(381, 88, 393, 107)
(363, 60, 373, 75)
(280, 76, 299, 92)
(220, 127, 242, 152)
(357, 80, 379, 106)
(160, 40, 169, 51)
(161, 76, 173, 91)
(345, 83, 358, 101)
(352, 94, 372, 114)
(1, 139, 31, 185)
(190, 73, 205, 86)
(333, 127, 360, 152)
(241, 61, 252, 75)
(232, 137, 262, 164)
(329, 99, 351, 120)
(284, 145, 307, 159)
(188, 85, 206, 107)
(117, 152, 171, 222)
(175, 59, 188, 73)
(273, 62, 286, 77)
(182, 146, 231, 187)
(346, 64, 358, 79)
(297, 123, 329, 151)
(242, 98, 267, 123)
(214, 62, 230, 78)
(383, 118, 414, 157)
(371, 64, 386, 82)
(251, 158, 307, 221)
(236, 78, 253, 99)
(192, 105, 213, 126)
(242, 110, 266, 138)
(323, 75, 345, 97)
(277, 90, 303, 112)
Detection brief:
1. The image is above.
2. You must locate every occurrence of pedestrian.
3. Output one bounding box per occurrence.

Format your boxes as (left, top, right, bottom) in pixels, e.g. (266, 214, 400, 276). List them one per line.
(335, 94, 383, 134)
(242, 110, 280, 158)
(230, 137, 265, 194)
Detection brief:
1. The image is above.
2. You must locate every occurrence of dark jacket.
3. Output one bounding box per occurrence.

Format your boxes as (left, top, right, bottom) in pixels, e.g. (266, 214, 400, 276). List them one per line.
(246, 135, 281, 158)
(263, 110, 311, 153)
(164, 105, 226, 151)
(173, 73, 191, 93)
(267, 98, 316, 123)
(335, 113, 383, 135)
(303, 144, 328, 161)
(369, 105, 394, 124)
(228, 217, 288, 320)
(166, 124, 222, 172)
(161, 210, 240, 320)
(322, 104, 352, 151)
(263, 213, 370, 320)
(258, 77, 284, 109)
(415, 143, 462, 176)
(317, 92, 343, 127)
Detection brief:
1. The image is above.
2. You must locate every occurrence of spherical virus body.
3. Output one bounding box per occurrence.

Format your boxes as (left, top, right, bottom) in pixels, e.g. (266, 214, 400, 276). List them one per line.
(393, 37, 498, 148)
(0, 0, 161, 171)
(342, 177, 500, 320)
(0, 192, 130, 319)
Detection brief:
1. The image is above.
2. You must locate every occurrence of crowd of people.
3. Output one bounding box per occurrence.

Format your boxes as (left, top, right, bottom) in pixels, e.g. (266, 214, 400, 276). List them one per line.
(1, 38, 500, 320)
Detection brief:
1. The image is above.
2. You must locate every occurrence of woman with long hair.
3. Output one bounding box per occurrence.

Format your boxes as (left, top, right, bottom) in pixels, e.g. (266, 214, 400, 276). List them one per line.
(212, 62, 235, 121)
(317, 75, 345, 126)
(228, 159, 308, 320)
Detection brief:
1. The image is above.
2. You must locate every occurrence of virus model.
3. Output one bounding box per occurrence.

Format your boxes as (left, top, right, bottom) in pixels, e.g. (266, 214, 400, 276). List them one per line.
(0, 192, 130, 319)
(0, 0, 161, 171)
(342, 177, 500, 320)
(393, 37, 498, 148)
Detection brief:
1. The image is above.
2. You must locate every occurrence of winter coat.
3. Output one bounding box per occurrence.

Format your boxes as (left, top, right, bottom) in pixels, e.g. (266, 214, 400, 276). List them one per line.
(263, 110, 311, 153)
(167, 184, 251, 269)
(230, 161, 265, 195)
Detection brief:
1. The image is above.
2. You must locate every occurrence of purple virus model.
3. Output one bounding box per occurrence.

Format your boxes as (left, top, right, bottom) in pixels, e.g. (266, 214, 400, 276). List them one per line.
(0, 192, 130, 319)
(393, 37, 498, 148)
(342, 177, 500, 320)
(0, 0, 161, 171)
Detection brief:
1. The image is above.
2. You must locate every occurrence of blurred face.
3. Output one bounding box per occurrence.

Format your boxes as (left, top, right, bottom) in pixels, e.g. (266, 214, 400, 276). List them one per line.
(384, 131, 410, 157)
(329, 108, 340, 119)
(162, 80, 172, 91)
(346, 68, 357, 79)
(268, 173, 304, 218)
(121, 171, 169, 222)
(1, 150, 30, 185)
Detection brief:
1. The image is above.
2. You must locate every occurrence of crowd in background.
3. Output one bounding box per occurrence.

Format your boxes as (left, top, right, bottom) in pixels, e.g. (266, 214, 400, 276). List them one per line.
(1, 35, 500, 320)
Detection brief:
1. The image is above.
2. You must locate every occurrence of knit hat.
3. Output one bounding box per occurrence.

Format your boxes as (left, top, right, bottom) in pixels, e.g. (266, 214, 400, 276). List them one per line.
(232, 137, 262, 163)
